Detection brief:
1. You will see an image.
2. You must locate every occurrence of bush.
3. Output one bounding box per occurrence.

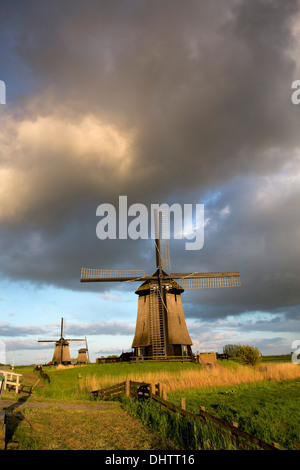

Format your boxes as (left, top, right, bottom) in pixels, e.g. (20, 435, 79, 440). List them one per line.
(236, 344, 261, 366)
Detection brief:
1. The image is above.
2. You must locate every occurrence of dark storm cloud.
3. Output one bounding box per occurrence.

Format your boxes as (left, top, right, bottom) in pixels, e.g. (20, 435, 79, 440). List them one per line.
(179, 170, 300, 320)
(0, 0, 300, 322)
(2, 0, 299, 190)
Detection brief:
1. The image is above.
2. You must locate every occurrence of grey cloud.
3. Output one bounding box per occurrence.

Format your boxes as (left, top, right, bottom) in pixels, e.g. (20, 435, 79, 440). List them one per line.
(238, 317, 300, 334)
(3, 1, 299, 185)
(4, 339, 43, 351)
(0, 321, 134, 339)
(66, 321, 135, 337)
(0, 0, 300, 327)
(174, 156, 300, 317)
(0, 323, 46, 337)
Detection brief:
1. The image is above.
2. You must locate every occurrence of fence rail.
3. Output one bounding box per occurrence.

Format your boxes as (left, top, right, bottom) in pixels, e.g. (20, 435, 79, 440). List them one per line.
(91, 381, 126, 399)
(91, 379, 280, 450)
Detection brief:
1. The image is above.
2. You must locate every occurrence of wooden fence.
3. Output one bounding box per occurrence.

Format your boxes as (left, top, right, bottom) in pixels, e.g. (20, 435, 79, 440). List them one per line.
(150, 393, 280, 450)
(91, 381, 127, 399)
(91, 380, 162, 399)
(91, 379, 280, 451)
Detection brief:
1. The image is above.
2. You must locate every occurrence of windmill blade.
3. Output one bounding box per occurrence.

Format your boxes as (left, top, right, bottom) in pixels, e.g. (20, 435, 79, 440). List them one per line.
(61, 318, 64, 338)
(176, 276, 241, 289)
(85, 337, 90, 363)
(171, 272, 241, 289)
(149, 286, 166, 358)
(81, 268, 148, 282)
(154, 209, 171, 273)
(65, 338, 86, 342)
(38, 339, 57, 343)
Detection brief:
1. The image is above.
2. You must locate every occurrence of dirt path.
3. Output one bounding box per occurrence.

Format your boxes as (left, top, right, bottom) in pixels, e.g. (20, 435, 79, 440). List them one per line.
(0, 399, 118, 410)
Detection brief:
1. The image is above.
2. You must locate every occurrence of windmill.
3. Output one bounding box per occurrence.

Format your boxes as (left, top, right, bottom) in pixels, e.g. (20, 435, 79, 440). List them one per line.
(81, 209, 241, 360)
(76, 337, 90, 364)
(38, 318, 86, 365)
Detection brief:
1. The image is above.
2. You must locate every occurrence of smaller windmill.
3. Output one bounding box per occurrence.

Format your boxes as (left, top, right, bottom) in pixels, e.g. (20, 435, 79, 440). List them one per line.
(38, 318, 86, 365)
(76, 337, 90, 364)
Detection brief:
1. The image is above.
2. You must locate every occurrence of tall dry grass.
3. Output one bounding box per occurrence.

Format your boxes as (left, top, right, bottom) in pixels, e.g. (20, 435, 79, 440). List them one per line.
(79, 362, 300, 394)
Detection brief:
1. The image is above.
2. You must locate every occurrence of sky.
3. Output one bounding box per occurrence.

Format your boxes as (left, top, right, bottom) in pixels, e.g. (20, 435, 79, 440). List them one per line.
(0, 0, 300, 365)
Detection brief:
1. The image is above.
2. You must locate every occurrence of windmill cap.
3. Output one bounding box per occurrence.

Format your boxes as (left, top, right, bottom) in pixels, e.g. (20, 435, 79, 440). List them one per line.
(135, 270, 184, 294)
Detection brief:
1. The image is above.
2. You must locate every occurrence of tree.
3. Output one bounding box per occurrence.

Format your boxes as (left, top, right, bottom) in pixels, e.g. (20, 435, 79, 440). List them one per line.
(236, 344, 261, 366)
(223, 344, 239, 357)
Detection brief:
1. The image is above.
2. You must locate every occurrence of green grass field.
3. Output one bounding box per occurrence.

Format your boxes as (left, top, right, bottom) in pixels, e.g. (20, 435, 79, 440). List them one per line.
(1, 356, 299, 450)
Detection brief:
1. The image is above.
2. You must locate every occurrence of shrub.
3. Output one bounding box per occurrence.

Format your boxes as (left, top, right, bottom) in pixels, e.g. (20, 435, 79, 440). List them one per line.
(236, 345, 261, 366)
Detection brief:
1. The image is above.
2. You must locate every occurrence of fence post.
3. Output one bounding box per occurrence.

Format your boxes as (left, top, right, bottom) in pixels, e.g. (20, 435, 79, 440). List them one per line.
(199, 406, 208, 421)
(162, 388, 167, 400)
(271, 441, 280, 449)
(180, 398, 186, 410)
(150, 383, 155, 397)
(125, 379, 130, 398)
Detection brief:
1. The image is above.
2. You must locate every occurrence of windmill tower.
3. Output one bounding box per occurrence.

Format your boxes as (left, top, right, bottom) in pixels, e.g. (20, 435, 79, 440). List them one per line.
(81, 209, 241, 360)
(38, 318, 86, 365)
(76, 337, 90, 364)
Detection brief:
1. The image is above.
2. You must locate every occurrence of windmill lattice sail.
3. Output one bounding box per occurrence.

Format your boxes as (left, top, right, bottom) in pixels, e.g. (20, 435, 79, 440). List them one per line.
(171, 272, 241, 289)
(154, 209, 171, 272)
(81, 268, 148, 282)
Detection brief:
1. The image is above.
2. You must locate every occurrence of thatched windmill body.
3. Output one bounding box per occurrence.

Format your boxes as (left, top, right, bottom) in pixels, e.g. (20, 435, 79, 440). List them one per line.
(81, 209, 241, 360)
(38, 318, 86, 365)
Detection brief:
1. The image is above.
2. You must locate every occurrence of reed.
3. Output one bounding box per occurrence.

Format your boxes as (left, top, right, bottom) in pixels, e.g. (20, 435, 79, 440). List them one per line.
(79, 362, 300, 394)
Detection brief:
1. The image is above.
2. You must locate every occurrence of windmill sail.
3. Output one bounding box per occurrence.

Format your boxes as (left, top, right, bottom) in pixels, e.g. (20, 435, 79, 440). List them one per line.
(171, 272, 241, 289)
(154, 209, 171, 272)
(81, 268, 148, 282)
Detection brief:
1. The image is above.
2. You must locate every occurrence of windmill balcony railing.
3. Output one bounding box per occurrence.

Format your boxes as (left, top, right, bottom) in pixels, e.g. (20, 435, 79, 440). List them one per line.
(131, 355, 194, 362)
